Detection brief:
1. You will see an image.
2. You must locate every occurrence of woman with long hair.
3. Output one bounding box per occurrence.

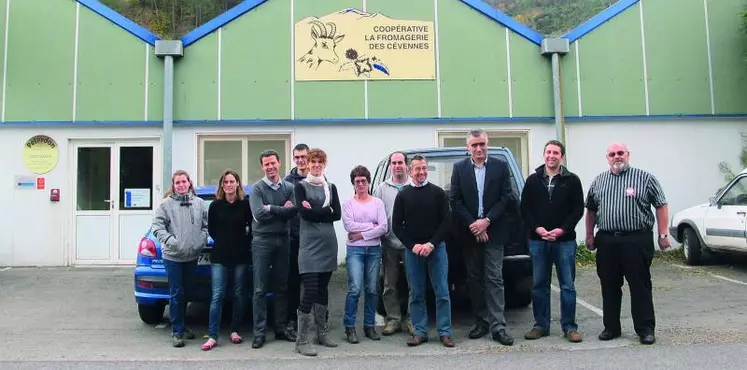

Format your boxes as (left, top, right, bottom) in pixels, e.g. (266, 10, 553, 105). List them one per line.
(341, 165, 387, 343)
(201, 169, 252, 351)
(151, 170, 208, 348)
(293, 148, 341, 356)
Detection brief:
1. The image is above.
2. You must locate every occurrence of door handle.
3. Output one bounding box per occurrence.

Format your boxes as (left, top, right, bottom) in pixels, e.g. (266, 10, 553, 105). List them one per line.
(737, 211, 746, 216)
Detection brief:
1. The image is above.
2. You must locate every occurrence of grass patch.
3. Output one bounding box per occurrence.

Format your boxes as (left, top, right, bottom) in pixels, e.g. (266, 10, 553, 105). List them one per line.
(575, 242, 685, 268)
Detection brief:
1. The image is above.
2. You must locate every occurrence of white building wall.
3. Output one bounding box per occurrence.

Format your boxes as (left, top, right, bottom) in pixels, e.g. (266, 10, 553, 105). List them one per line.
(0, 119, 743, 266)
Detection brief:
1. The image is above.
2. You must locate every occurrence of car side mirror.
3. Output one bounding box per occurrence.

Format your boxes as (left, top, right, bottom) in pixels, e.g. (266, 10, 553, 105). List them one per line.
(709, 197, 719, 208)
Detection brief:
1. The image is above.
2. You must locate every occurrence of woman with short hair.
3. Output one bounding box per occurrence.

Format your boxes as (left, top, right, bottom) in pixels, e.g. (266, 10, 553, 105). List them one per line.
(293, 148, 341, 356)
(341, 165, 388, 343)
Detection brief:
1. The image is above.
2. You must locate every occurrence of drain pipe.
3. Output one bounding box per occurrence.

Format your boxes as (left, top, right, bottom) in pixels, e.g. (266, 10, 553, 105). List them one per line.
(154, 40, 183, 194)
(541, 38, 570, 145)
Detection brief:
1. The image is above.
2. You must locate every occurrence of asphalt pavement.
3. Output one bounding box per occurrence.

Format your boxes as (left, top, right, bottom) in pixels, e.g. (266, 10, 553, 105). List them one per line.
(2, 257, 747, 369)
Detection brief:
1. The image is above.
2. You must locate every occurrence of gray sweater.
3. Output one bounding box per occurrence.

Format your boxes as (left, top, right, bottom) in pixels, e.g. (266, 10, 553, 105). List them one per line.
(249, 178, 298, 236)
(151, 193, 208, 262)
(373, 178, 411, 250)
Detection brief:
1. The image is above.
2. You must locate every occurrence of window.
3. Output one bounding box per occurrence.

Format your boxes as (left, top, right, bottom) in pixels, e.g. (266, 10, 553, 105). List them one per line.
(198, 134, 292, 186)
(437, 130, 530, 177)
(719, 176, 747, 206)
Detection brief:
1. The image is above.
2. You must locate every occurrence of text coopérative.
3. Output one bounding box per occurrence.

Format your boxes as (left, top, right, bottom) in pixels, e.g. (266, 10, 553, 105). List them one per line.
(365, 24, 431, 51)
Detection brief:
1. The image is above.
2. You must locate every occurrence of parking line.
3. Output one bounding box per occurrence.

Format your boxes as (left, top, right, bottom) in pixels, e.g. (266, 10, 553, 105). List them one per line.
(155, 323, 167, 329)
(551, 284, 604, 317)
(671, 263, 747, 286)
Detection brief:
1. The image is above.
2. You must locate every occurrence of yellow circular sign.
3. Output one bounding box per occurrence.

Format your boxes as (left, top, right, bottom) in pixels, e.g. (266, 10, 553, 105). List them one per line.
(23, 135, 59, 174)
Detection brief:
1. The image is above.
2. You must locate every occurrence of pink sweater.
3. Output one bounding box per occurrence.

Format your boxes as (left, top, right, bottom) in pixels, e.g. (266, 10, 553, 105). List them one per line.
(342, 196, 388, 247)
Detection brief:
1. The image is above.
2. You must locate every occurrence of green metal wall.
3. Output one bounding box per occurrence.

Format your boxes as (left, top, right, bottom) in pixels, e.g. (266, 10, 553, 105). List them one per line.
(1, 0, 745, 123)
(0, 0, 160, 122)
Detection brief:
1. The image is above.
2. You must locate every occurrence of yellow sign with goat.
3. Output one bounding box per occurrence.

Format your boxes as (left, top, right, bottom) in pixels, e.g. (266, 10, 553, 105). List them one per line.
(294, 9, 436, 81)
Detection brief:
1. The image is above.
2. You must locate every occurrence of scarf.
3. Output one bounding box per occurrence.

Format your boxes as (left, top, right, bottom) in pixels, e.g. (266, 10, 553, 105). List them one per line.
(305, 173, 330, 208)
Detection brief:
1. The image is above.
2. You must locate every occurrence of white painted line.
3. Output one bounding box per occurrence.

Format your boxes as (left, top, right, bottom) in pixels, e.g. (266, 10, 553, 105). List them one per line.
(551, 284, 604, 317)
(72, 2, 80, 122)
(671, 263, 693, 270)
(433, 0, 442, 118)
(505, 28, 513, 118)
(1, 0, 10, 122)
(638, 0, 650, 115)
(0, 267, 10, 272)
(217, 27, 222, 120)
(144, 44, 150, 121)
(155, 323, 167, 329)
(703, 0, 715, 114)
(289, 0, 295, 119)
(575, 40, 582, 117)
(710, 273, 747, 287)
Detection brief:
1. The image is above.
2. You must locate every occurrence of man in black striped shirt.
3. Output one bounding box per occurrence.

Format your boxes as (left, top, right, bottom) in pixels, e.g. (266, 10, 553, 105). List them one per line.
(584, 142, 671, 345)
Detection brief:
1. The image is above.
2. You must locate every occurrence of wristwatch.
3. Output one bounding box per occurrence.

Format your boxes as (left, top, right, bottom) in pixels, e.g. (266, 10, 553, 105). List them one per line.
(485, 218, 491, 224)
(659, 234, 669, 239)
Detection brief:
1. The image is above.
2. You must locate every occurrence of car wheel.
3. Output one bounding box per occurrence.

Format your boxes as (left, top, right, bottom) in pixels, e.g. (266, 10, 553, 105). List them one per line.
(506, 276, 532, 309)
(138, 303, 165, 325)
(683, 227, 708, 266)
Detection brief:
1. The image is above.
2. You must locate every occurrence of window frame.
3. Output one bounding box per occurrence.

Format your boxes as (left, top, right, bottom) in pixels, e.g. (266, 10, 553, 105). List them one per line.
(196, 132, 293, 186)
(435, 129, 531, 177)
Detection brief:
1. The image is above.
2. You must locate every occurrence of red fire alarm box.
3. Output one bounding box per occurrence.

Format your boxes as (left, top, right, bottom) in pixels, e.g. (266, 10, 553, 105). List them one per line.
(50, 188, 60, 202)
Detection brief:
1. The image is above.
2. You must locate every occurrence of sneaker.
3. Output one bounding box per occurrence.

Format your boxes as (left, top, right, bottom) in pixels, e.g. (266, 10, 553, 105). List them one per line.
(565, 330, 583, 343)
(382, 320, 401, 336)
(172, 334, 185, 348)
(524, 328, 550, 340)
(405, 320, 415, 335)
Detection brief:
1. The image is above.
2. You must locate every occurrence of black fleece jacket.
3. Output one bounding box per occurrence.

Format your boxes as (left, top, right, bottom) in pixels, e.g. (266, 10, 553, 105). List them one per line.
(520, 165, 584, 242)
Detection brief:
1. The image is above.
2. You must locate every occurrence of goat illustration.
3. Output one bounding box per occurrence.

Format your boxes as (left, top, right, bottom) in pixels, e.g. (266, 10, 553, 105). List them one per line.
(298, 20, 345, 70)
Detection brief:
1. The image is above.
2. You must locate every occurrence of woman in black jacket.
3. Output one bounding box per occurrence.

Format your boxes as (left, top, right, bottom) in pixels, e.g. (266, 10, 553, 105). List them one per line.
(201, 169, 252, 350)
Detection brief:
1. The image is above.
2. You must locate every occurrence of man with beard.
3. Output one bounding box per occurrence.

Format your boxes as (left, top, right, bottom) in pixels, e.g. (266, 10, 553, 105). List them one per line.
(373, 151, 414, 336)
(584, 142, 671, 346)
(284, 143, 310, 337)
(520, 140, 584, 343)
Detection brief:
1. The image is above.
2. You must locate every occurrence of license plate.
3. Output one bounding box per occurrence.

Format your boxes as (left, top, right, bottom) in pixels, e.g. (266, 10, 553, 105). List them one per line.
(197, 252, 211, 265)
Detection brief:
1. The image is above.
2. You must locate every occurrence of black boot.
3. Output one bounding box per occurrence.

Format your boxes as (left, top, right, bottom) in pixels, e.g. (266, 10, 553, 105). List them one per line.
(345, 327, 359, 344)
(364, 326, 380, 340)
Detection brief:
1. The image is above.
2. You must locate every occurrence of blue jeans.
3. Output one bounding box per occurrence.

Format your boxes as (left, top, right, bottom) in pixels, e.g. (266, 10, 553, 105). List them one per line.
(163, 259, 197, 337)
(529, 239, 578, 333)
(404, 243, 452, 337)
(208, 263, 248, 339)
(344, 245, 382, 327)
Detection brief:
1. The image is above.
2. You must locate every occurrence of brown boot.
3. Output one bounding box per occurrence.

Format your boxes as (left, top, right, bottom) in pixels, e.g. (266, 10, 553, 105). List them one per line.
(524, 328, 549, 340)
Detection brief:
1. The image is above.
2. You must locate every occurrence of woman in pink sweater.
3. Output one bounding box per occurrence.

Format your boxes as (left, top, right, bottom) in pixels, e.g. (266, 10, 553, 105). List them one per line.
(342, 165, 388, 344)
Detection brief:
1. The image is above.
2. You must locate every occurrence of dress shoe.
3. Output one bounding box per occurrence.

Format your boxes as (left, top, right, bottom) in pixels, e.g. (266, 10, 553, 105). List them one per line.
(639, 333, 655, 345)
(251, 335, 265, 349)
(364, 326, 381, 340)
(345, 327, 359, 344)
(407, 335, 429, 347)
(440, 336, 455, 347)
(598, 330, 621, 341)
(468, 324, 489, 339)
(492, 329, 514, 346)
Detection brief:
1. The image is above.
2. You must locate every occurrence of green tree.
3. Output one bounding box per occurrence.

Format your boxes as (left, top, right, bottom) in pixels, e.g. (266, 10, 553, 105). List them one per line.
(718, 133, 747, 183)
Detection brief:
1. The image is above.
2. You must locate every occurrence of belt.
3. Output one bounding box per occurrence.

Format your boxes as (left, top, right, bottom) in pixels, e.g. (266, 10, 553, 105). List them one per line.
(599, 230, 647, 237)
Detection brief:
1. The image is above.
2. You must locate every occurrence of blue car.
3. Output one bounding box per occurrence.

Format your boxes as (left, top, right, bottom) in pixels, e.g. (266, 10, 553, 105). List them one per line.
(133, 185, 254, 325)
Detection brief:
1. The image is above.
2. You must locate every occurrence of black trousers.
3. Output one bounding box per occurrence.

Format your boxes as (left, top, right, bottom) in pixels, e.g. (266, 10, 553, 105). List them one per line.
(595, 230, 655, 336)
(299, 272, 332, 314)
(287, 237, 301, 324)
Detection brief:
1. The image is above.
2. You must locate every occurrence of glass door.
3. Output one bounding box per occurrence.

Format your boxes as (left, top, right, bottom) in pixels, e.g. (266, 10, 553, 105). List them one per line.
(73, 141, 160, 264)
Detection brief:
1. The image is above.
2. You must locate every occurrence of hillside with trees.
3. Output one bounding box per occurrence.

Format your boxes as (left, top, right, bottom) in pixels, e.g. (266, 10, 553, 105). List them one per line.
(101, 0, 616, 39)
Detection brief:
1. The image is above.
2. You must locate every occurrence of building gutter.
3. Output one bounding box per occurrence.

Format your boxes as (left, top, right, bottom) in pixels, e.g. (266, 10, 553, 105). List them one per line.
(154, 41, 183, 193)
(541, 38, 570, 145)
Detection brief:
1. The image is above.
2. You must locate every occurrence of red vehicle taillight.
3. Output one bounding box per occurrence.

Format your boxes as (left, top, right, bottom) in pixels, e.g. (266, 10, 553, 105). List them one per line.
(138, 238, 157, 257)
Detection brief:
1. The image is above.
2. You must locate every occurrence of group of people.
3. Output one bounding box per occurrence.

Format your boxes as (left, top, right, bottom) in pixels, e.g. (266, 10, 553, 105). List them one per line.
(151, 129, 672, 355)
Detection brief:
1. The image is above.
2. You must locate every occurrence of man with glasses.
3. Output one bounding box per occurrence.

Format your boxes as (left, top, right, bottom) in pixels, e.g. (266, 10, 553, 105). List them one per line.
(584, 142, 671, 345)
(283, 143, 310, 337)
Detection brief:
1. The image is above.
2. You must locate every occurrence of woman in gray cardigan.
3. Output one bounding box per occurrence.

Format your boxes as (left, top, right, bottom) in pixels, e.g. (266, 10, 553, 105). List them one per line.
(151, 170, 208, 348)
(293, 148, 341, 356)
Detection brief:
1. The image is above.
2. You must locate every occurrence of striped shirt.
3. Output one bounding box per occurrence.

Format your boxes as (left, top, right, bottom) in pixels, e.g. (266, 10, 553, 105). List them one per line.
(585, 166, 667, 232)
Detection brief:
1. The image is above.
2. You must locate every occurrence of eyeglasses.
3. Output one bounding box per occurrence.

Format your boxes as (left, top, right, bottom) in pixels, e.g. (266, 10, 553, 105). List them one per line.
(607, 150, 627, 158)
(354, 179, 368, 184)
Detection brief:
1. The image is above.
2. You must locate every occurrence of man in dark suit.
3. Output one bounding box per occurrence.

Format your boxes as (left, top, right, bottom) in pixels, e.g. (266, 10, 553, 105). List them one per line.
(449, 129, 515, 346)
